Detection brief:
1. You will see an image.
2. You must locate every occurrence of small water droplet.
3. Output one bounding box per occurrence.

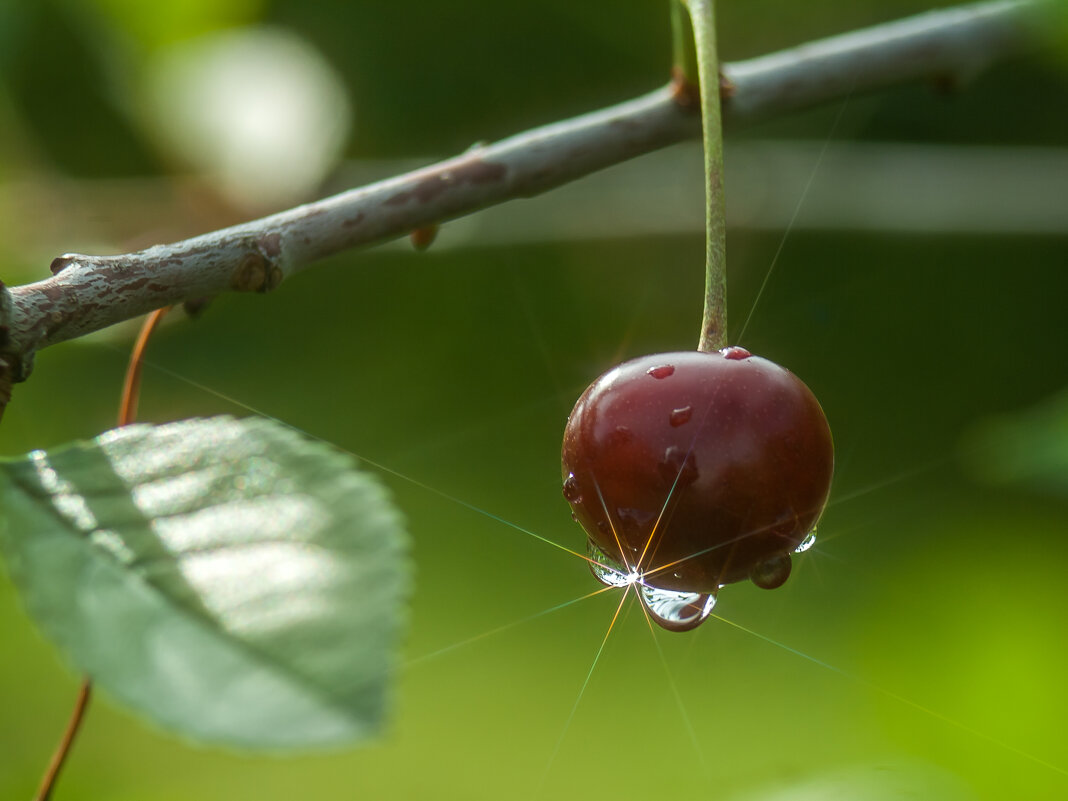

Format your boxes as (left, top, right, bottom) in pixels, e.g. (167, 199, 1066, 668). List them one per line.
(647, 364, 675, 379)
(658, 445, 698, 487)
(720, 346, 752, 360)
(794, 530, 817, 553)
(669, 405, 693, 427)
(638, 584, 716, 632)
(562, 473, 581, 503)
(750, 553, 792, 589)
(587, 538, 636, 588)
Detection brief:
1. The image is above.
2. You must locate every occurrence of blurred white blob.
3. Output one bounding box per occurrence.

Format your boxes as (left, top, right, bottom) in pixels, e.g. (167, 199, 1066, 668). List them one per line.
(725, 760, 976, 801)
(145, 26, 352, 211)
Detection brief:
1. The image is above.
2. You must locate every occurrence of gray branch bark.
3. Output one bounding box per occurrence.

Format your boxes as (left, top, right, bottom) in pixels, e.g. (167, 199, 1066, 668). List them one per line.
(0, 0, 1057, 390)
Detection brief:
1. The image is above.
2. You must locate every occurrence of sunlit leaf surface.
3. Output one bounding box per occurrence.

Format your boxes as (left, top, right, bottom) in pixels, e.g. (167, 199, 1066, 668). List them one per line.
(0, 416, 408, 750)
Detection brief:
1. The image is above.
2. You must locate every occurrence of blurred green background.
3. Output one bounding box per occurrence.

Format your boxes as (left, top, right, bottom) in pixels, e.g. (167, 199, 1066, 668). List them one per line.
(2, 0, 1067, 799)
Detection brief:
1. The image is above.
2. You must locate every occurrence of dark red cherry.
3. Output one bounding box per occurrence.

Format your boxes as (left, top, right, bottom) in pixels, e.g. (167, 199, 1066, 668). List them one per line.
(561, 349, 832, 593)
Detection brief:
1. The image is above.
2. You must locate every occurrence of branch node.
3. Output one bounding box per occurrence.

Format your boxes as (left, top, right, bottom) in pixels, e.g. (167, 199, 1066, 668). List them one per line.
(230, 253, 267, 292)
(671, 67, 734, 110)
(719, 71, 737, 100)
(265, 266, 284, 292)
(410, 224, 439, 251)
(669, 67, 701, 109)
(49, 256, 76, 275)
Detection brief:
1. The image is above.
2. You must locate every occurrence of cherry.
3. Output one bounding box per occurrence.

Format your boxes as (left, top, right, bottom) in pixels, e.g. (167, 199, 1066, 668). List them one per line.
(561, 348, 832, 595)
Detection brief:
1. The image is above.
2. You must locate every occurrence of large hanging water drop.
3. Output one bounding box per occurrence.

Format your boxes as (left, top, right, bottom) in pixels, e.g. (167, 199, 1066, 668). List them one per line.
(637, 584, 716, 632)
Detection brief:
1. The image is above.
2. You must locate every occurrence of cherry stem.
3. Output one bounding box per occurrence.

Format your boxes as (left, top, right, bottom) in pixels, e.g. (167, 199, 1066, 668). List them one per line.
(33, 681, 92, 801)
(680, 0, 728, 352)
(670, 1, 698, 88)
(35, 306, 171, 801)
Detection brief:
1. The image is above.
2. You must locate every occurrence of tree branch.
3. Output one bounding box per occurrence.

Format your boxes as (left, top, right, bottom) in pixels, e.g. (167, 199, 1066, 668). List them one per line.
(0, 0, 1056, 383)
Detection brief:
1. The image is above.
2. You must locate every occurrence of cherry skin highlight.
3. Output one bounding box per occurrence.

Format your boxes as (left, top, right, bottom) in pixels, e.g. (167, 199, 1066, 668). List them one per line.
(562, 348, 833, 593)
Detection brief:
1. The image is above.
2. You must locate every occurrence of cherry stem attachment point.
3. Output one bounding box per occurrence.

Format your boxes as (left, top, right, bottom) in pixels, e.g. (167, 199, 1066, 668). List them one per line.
(680, 0, 728, 352)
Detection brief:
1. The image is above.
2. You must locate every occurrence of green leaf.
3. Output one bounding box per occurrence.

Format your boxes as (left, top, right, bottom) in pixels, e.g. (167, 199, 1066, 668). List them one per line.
(0, 416, 409, 750)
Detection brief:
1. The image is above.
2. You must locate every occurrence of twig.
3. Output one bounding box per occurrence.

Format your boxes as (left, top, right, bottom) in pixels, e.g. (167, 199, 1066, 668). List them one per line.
(117, 306, 172, 426)
(34, 306, 170, 800)
(33, 680, 91, 801)
(0, 0, 1055, 382)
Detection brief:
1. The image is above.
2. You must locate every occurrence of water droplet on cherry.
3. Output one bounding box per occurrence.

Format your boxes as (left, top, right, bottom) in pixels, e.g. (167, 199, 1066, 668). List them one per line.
(669, 406, 693, 427)
(749, 553, 792, 589)
(794, 530, 817, 553)
(637, 584, 716, 632)
(587, 539, 717, 631)
(562, 472, 581, 503)
(587, 539, 627, 587)
(720, 346, 751, 360)
(647, 364, 675, 379)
